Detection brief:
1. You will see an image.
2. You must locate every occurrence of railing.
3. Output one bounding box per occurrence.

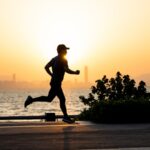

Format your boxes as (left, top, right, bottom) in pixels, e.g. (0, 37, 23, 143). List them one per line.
(0, 113, 79, 122)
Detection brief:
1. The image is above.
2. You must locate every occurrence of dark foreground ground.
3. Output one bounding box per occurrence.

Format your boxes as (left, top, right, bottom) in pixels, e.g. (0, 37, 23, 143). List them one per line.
(0, 121, 150, 149)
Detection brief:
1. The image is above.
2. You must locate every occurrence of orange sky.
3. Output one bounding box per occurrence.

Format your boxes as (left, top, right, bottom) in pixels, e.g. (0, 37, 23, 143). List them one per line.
(0, 0, 150, 83)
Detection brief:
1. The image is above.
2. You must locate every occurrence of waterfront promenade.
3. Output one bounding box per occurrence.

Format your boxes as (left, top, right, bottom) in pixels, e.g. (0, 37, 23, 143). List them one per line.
(0, 121, 150, 149)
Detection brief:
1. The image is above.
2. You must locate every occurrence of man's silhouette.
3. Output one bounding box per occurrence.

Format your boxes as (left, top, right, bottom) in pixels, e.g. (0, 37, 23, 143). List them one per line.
(24, 44, 80, 123)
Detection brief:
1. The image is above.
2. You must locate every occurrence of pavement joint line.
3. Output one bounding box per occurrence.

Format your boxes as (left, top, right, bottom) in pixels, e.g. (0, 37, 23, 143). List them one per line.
(0, 124, 86, 127)
(0, 125, 77, 128)
(0, 124, 80, 128)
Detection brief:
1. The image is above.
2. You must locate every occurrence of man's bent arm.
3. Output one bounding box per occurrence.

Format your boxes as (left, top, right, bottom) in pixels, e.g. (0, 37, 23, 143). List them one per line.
(65, 66, 80, 75)
(45, 62, 53, 76)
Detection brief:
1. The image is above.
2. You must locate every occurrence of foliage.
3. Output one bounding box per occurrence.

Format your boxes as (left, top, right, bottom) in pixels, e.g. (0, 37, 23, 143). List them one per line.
(79, 72, 150, 123)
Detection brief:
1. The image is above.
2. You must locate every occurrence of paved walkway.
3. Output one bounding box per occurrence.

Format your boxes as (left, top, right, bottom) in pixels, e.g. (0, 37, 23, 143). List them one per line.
(0, 121, 150, 149)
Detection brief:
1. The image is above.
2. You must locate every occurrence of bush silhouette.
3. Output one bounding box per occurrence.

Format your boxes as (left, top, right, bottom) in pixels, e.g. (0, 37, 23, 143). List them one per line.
(79, 72, 150, 123)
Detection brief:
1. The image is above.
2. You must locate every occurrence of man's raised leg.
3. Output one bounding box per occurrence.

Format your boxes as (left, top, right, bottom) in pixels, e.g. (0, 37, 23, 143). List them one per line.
(24, 87, 56, 108)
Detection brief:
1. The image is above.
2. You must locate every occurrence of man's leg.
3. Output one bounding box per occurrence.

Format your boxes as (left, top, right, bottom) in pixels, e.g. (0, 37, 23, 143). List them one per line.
(33, 88, 56, 102)
(24, 87, 56, 108)
(56, 87, 68, 117)
(56, 87, 75, 123)
(29, 85, 68, 117)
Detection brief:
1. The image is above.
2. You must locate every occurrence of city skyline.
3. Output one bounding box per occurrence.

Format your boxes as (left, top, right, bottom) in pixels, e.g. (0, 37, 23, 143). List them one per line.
(0, 65, 92, 89)
(0, 71, 150, 89)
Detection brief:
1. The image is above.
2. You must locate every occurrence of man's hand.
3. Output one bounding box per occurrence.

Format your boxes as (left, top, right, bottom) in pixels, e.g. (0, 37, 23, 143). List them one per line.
(75, 70, 80, 75)
(65, 67, 80, 75)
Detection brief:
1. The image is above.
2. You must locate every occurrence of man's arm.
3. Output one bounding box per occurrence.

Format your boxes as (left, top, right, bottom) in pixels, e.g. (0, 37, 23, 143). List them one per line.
(45, 61, 53, 76)
(64, 66, 80, 75)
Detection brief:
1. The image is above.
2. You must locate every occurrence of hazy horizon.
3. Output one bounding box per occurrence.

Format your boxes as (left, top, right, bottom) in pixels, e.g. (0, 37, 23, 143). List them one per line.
(0, 72, 150, 86)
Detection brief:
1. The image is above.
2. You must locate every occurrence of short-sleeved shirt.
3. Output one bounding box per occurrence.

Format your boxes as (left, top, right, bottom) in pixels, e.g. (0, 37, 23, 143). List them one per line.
(49, 55, 68, 86)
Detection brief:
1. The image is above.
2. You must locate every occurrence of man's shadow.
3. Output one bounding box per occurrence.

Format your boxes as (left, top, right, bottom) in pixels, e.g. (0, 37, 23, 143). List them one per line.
(62, 125, 76, 150)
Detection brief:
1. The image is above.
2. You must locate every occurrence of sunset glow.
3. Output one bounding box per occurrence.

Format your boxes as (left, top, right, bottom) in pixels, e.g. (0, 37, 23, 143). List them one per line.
(0, 0, 150, 84)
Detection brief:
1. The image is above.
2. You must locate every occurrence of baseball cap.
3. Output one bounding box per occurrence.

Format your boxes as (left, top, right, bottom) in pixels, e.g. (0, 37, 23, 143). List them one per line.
(57, 44, 70, 51)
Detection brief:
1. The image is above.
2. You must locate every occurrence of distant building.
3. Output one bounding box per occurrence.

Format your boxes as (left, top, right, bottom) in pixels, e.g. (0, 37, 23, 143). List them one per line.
(12, 74, 16, 82)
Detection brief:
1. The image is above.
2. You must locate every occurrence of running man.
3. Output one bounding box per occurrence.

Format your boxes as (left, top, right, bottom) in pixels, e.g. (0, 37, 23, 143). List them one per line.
(24, 44, 80, 123)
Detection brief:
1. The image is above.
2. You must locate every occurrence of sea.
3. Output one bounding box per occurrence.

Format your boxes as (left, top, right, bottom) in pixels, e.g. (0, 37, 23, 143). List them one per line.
(0, 86, 150, 117)
(0, 87, 90, 117)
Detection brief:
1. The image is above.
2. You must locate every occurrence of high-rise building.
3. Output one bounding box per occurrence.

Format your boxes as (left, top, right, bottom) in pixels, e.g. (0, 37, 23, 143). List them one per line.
(12, 73, 16, 82)
(84, 66, 88, 83)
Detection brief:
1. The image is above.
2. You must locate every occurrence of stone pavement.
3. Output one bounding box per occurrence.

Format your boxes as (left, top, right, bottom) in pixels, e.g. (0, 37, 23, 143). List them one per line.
(0, 121, 150, 149)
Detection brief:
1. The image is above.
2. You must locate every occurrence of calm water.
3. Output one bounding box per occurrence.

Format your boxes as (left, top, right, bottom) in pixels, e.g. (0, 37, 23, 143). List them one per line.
(0, 88, 90, 116)
(0, 87, 149, 117)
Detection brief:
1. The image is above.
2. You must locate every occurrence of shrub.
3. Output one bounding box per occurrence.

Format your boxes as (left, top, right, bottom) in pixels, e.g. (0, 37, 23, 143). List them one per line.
(79, 72, 150, 123)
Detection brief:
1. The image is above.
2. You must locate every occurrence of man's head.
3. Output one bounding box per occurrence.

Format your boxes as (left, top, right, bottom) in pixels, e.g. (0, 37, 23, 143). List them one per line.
(57, 44, 69, 56)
